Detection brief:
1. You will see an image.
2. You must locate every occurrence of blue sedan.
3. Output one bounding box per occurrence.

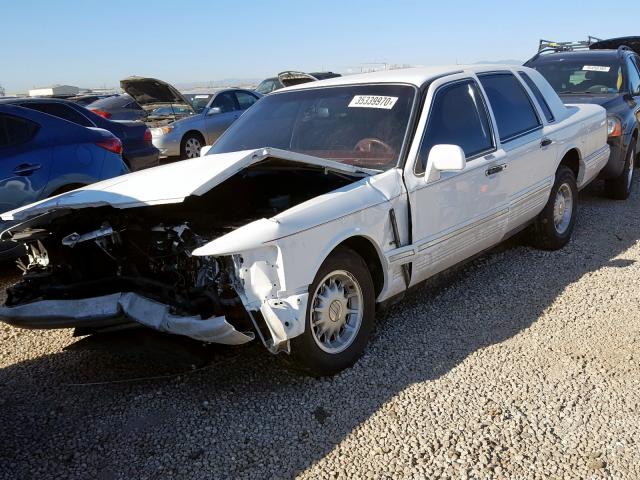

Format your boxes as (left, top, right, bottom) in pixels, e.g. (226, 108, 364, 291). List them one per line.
(0, 104, 129, 213)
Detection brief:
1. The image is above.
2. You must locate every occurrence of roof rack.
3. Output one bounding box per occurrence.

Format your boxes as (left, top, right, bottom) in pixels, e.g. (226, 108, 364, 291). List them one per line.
(537, 36, 602, 54)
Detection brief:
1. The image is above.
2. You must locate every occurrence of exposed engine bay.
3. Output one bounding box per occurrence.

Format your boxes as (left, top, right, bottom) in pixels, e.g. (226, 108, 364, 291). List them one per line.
(2, 161, 358, 344)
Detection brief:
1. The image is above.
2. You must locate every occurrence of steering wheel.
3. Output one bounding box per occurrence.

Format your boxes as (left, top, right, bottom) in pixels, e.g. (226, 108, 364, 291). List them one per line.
(354, 138, 393, 154)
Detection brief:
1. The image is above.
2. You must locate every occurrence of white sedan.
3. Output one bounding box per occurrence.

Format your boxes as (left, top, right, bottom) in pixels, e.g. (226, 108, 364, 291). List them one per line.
(0, 65, 609, 376)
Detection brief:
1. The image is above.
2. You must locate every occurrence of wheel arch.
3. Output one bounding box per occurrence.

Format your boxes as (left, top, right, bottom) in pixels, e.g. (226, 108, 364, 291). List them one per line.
(181, 129, 206, 146)
(320, 234, 386, 299)
(558, 147, 581, 180)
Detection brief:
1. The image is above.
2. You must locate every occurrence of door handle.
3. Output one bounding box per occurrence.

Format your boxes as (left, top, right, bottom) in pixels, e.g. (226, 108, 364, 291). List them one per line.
(485, 164, 506, 176)
(13, 163, 42, 175)
(540, 138, 553, 148)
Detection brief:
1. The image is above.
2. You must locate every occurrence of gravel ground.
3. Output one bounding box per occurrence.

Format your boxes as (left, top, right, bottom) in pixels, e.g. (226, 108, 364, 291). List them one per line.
(1, 179, 640, 480)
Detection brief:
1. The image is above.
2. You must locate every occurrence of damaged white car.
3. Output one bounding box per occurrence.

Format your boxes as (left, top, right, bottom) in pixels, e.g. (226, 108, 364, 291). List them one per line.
(0, 66, 609, 375)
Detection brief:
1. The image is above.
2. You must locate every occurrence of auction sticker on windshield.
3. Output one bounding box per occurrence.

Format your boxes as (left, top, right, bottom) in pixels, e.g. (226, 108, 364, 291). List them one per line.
(349, 95, 398, 109)
(582, 65, 610, 72)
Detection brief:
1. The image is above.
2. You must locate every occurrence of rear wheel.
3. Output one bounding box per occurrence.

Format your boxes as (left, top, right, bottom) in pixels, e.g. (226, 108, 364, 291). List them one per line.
(288, 247, 375, 377)
(532, 165, 577, 251)
(605, 141, 635, 200)
(180, 133, 204, 159)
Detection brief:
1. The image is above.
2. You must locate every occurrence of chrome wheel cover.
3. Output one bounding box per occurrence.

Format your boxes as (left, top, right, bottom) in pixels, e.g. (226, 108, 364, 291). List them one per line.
(553, 183, 573, 234)
(184, 137, 202, 158)
(310, 270, 363, 354)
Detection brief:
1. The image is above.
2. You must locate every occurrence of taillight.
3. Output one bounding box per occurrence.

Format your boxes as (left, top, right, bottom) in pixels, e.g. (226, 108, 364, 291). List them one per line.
(143, 128, 152, 144)
(91, 109, 112, 119)
(96, 137, 123, 155)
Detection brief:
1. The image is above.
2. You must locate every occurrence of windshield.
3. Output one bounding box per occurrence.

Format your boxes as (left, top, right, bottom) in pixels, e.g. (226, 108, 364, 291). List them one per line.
(184, 94, 214, 113)
(255, 79, 278, 95)
(210, 84, 416, 170)
(530, 58, 623, 94)
(150, 105, 192, 116)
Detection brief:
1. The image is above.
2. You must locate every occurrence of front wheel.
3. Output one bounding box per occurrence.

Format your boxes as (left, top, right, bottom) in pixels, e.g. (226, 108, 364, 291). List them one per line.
(605, 141, 635, 200)
(180, 134, 204, 159)
(288, 246, 375, 376)
(531, 165, 578, 251)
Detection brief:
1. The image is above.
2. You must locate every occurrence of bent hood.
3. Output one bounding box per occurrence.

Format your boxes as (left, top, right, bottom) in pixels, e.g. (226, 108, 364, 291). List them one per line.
(120, 76, 195, 112)
(1, 148, 377, 222)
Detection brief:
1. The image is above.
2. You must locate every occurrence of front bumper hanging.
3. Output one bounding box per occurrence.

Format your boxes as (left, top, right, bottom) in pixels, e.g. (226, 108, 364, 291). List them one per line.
(0, 292, 255, 345)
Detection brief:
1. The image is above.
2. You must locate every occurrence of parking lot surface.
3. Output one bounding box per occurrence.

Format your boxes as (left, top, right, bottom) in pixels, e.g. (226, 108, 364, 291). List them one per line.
(1, 180, 639, 480)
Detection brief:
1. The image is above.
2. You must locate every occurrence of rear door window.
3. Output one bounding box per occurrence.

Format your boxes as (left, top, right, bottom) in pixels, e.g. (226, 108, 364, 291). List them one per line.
(417, 79, 494, 173)
(235, 91, 258, 110)
(0, 113, 39, 148)
(518, 72, 555, 123)
(21, 102, 94, 127)
(478, 73, 541, 142)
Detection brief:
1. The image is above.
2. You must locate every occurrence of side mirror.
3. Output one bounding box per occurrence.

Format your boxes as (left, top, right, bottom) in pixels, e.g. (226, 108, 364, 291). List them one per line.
(199, 145, 212, 157)
(207, 107, 222, 116)
(429, 144, 466, 172)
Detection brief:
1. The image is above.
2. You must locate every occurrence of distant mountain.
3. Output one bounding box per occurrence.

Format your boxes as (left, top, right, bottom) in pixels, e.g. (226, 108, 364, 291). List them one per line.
(474, 59, 524, 66)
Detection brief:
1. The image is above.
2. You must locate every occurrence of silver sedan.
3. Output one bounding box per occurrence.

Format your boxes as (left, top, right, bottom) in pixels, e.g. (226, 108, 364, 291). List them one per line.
(150, 89, 261, 159)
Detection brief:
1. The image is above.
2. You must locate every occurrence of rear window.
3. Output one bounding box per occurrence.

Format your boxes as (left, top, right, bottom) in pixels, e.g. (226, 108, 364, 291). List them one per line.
(89, 94, 139, 110)
(478, 73, 541, 142)
(0, 113, 39, 148)
(21, 102, 94, 127)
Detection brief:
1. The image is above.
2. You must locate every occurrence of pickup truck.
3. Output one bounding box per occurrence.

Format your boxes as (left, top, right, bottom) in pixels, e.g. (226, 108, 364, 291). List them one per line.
(0, 65, 609, 376)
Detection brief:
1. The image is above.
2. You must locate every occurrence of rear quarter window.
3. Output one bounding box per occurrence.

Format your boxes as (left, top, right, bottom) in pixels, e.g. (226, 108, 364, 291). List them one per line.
(518, 72, 555, 123)
(0, 114, 39, 148)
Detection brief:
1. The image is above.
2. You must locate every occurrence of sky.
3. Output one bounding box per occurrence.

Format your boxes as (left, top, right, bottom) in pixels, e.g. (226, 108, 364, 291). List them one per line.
(0, 0, 637, 93)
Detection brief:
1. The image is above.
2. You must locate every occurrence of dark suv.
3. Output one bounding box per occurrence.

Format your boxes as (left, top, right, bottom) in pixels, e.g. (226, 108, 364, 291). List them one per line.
(525, 36, 640, 199)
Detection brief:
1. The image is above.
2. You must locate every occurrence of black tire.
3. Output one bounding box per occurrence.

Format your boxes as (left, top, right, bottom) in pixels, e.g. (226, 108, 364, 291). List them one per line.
(180, 133, 204, 160)
(605, 140, 635, 200)
(532, 165, 578, 251)
(288, 246, 375, 377)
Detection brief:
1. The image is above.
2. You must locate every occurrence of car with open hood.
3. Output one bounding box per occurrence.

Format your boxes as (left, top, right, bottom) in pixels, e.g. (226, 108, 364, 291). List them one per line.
(0, 66, 609, 376)
(254, 71, 341, 95)
(525, 36, 640, 200)
(120, 77, 260, 159)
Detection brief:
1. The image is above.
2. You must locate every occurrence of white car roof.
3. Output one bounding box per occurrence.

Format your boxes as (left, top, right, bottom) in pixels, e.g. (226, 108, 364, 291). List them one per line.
(282, 65, 529, 90)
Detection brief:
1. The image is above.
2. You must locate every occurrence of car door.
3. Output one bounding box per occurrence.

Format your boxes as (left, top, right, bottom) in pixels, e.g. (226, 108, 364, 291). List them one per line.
(202, 92, 241, 144)
(0, 112, 52, 212)
(477, 71, 556, 232)
(403, 74, 510, 286)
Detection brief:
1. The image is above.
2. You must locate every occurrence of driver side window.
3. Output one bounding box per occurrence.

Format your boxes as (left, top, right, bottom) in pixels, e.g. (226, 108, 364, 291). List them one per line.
(211, 93, 238, 113)
(416, 80, 494, 174)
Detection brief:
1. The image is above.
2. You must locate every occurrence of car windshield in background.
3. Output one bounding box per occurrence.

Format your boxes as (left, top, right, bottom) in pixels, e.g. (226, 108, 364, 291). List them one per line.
(211, 84, 416, 170)
(531, 60, 623, 94)
(184, 94, 214, 113)
(150, 105, 192, 116)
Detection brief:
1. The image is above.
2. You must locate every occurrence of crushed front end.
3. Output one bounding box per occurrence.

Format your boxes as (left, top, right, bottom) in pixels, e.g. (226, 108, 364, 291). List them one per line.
(0, 208, 255, 345)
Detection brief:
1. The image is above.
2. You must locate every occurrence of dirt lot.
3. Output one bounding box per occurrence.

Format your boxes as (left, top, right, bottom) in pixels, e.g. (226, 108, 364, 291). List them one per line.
(1, 180, 639, 480)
